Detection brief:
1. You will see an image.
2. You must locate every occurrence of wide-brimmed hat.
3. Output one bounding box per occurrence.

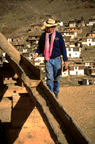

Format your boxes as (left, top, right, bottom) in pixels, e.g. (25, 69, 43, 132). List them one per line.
(44, 18, 58, 27)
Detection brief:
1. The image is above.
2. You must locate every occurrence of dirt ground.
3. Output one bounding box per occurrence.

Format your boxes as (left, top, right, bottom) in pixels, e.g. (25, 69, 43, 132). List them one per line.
(12, 85, 95, 144)
(59, 85, 95, 144)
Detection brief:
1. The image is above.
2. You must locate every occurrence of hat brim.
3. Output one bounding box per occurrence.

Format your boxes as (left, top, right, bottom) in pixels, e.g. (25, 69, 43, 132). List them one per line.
(44, 22, 58, 27)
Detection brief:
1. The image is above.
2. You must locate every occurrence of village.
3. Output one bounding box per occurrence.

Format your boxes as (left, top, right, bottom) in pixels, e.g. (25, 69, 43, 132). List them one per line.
(0, 17, 95, 86)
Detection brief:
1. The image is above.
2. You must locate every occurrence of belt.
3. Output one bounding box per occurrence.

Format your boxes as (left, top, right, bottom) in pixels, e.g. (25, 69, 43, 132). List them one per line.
(50, 55, 61, 59)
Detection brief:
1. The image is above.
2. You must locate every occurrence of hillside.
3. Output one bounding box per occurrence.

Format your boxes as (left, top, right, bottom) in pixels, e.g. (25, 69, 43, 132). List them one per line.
(0, 0, 95, 37)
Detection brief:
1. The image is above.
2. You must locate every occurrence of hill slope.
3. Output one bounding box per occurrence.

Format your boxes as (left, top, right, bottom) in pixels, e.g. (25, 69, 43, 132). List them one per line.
(0, 0, 95, 37)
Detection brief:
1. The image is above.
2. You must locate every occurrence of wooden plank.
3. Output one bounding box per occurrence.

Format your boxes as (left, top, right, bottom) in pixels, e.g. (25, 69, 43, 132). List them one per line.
(25, 80, 41, 88)
(21, 55, 41, 80)
(6, 55, 41, 86)
(3, 86, 28, 97)
(0, 32, 20, 64)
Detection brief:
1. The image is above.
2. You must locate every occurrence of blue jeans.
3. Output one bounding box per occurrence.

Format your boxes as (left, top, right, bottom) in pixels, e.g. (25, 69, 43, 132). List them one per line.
(45, 57, 61, 94)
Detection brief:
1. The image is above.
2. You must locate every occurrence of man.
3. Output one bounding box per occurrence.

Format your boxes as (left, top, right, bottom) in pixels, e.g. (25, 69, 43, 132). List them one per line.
(33, 18, 68, 98)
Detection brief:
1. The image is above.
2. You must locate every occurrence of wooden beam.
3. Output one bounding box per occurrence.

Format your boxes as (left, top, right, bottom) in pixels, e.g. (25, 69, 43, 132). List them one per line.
(21, 55, 41, 80)
(0, 32, 20, 64)
(3, 86, 28, 97)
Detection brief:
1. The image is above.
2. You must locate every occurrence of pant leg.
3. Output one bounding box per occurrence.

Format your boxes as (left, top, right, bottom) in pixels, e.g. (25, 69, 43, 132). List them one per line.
(45, 60, 54, 93)
(53, 57, 61, 94)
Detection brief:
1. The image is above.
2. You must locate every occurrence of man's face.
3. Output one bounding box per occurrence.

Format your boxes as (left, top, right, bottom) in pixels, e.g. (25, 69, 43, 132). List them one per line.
(46, 27, 55, 33)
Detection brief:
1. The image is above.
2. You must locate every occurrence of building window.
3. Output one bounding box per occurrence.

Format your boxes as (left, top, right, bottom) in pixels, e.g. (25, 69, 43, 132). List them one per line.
(73, 48, 79, 51)
(87, 39, 91, 42)
(69, 67, 74, 70)
(75, 66, 77, 70)
(79, 66, 83, 70)
(68, 48, 71, 51)
(75, 67, 77, 70)
(92, 70, 95, 73)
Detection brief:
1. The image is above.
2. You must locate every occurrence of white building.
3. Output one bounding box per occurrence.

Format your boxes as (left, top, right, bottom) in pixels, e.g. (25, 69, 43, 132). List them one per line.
(81, 37, 95, 46)
(69, 64, 84, 75)
(68, 20, 85, 27)
(82, 78, 95, 85)
(83, 60, 94, 68)
(69, 41, 76, 47)
(58, 21, 63, 26)
(84, 67, 95, 76)
(8, 38, 12, 43)
(66, 47, 81, 58)
(87, 19, 95, 26)
(61, 31, 77, 39)
(34, 56, 44, 65)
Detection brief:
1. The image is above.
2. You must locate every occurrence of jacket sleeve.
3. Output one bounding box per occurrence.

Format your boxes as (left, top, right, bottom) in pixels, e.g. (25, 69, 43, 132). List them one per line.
(36, 33, 45, 55)
(59, 33, 68, 61)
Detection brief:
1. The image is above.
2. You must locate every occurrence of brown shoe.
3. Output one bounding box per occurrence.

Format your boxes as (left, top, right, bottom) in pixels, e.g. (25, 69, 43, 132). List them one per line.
(54, 92, 58, 99)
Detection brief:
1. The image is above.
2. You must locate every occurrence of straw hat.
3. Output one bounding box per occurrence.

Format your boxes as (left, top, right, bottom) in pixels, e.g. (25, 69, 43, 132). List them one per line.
(44, 18, 58, 27)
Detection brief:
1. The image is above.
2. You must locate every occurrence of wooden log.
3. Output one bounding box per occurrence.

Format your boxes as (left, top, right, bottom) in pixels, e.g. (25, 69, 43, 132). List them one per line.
(0, 33, 20, 64)
(3, 86, 28, 97)
(21, 55, 41, 80)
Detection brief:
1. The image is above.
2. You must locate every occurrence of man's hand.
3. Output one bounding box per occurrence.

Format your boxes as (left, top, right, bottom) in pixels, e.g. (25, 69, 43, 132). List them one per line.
(32, 53, 38, 59)
(64, 62, 68, 70)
